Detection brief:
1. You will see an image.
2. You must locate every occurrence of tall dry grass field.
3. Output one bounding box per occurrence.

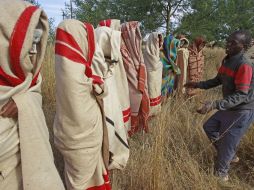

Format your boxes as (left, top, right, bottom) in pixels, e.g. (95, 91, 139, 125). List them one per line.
(41, 46, 254, 190)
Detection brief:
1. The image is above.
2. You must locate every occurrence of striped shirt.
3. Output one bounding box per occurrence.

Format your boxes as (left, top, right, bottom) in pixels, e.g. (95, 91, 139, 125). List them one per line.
(198, 51, 254, 110)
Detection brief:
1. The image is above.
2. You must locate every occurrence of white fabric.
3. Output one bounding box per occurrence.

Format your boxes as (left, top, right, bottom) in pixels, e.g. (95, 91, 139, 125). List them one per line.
(95, 27, 129, 170)
(0, 0, 64, 189)
(176, 37, 190, 94)
(54, 19, 109, 190)
(143, 32, 163, 116)
(97, 19, 131, 132)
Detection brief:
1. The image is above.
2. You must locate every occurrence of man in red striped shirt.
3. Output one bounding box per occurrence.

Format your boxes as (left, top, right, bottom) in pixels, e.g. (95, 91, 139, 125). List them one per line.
(185, 30, 254, 182)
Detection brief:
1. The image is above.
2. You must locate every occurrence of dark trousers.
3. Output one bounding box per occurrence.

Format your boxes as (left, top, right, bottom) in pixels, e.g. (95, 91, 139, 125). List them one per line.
(203, 109, 254, 176)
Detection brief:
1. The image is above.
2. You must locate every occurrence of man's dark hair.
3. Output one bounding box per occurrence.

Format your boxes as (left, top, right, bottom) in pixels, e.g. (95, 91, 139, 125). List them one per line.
(231, 30, 252, 50)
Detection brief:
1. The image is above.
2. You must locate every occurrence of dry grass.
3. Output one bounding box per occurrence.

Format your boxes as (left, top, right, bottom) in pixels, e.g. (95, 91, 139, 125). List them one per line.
(42, 46, 254, 190)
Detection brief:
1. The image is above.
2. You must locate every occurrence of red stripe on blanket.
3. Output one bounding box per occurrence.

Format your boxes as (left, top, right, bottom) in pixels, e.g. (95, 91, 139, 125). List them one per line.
(122, 107, 131, 123)
(150, 95, 161, 102)
(99, 19, 111, 27)
(56, 28, 83, 54)
(9, 6, 38, 81)
(0, 66, 23, 86)
(150, 96, 161, 106)
(150, 100, 161, 107)
(92, 75, 103, 85)
(84, 23, 95, 66)
(55, 25, 103, 85)
(122, 107, 131, 116)
(55, 42, 93, 78)
(30, 71, 40, 87)
(123, 114, 131, 123)
(86, 173, 111, 190)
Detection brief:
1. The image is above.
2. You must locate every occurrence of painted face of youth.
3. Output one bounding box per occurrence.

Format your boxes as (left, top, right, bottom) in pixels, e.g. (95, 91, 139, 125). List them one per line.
(225, 34, 244, 56)
(158, 34, 163, 48)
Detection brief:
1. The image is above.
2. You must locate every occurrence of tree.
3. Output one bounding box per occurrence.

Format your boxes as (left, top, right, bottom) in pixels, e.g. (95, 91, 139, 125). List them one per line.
(26, 0, 40, 6)
(72, 0, 191, 35)
(156, 0, 191, 35)
(48, 18, 56, 43)
(177, 0, 254, 43)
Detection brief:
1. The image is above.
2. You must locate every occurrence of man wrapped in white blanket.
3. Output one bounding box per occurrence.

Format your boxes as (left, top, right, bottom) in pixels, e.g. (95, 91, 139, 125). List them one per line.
(98, 19, 131, 133)
(143, 32, 163, 116)
(95, 26, 130, 170)
(0, 0, 64, 189)
(54, 19, 111, 190)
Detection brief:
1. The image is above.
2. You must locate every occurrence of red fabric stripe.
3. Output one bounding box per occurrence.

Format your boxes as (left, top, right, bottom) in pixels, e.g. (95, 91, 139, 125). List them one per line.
(30, 71, 40, 87)
(86, 174, 111, 190)
(236, 86, 250, 90)
(150, 95, 161, 106)
(150, 100, 161, 106)
(86, 184, 110, 190)
(84, 23, 102, 84)
(99, 20, 105, 27)
(103, 173, 110, 183)
(122, 107, 131, 116)
(9, 6, 38, 81)
(0, 66, 23, 87)
(84, 23, 95, 66)
(55, 25, 103, 85)
(123, 107, 131, 123)
(218, 65, 235, 78)
(92, 75, 103, 85)
(56, 28, 83, 54)
(150, 95, 161, 103)
(99, 19, 111, 27)
(235, 64, 252, 90)
(123, 114, 131, 123)
(55, 43, 93, 78)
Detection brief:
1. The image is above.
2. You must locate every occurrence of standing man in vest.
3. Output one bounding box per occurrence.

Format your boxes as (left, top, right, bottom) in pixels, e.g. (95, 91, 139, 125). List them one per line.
(185, 30, 254, 181)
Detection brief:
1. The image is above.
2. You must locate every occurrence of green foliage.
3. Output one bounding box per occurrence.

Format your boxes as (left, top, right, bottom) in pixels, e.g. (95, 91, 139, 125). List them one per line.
(66, 0, 254, 43)
(26, 0, 40, 6)
(72, 0, 190, 35)
(177, 0, 254, 43)
(48, 18, 55, 43)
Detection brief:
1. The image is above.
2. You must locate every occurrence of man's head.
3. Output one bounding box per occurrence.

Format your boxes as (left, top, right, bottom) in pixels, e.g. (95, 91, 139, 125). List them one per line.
(193, 36, 206, 51)
(226, 30, 252, 56)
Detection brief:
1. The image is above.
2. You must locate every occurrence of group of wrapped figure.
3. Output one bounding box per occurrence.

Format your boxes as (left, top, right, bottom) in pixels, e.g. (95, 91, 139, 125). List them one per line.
(0, 1, 207, 190)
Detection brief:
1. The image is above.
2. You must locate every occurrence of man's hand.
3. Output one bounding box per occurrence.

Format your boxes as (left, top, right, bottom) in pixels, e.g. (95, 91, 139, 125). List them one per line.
(197, 101, 215, 114)
(0, 99, 18, 118)
(184, 82, 199, 88)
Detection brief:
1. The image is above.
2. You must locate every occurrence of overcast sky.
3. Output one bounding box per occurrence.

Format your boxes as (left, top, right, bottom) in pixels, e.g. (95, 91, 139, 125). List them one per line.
(38, 0, 67, 26)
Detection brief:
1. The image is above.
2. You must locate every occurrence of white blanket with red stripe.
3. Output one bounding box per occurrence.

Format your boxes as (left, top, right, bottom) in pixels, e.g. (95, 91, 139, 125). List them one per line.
(54, 19, 110, 190)
(95, 26, 129, 170)
(98, 19, 121, 31)
(176, 38, 189, 94)
(143, 32, 163, 116)
(97, 19, 131, 133)
(0, 1, 64, 189)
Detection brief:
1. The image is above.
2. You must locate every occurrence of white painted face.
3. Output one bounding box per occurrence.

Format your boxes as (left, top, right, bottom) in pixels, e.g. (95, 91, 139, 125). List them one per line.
(29, 28, 43, 54)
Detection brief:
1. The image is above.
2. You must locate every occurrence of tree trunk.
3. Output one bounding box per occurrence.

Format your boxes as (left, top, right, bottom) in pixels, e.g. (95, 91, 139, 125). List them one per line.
(166, 4, 171, 35)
